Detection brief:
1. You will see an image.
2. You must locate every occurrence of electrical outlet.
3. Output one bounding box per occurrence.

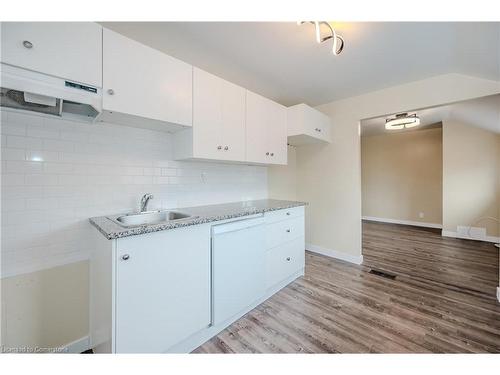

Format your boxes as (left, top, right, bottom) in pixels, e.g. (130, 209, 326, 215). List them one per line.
(419, 212, 425, 219)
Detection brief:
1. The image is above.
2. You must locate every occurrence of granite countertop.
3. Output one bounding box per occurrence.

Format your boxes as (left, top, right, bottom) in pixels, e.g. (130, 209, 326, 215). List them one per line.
(89, 199, 307, 240)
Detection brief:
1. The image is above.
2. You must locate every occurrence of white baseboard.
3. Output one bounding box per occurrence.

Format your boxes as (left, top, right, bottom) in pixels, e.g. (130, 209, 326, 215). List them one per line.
(62, 335, 90, 354)
(442, 230, 500, 244)
(497, 287, 500, 303)
(306, 243, 363, 265)
(362, 216, 442, 229)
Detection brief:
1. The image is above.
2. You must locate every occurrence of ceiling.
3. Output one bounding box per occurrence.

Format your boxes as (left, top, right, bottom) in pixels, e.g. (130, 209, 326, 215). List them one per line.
(101, 22, 500, 106)
(361, 94, 500, 136)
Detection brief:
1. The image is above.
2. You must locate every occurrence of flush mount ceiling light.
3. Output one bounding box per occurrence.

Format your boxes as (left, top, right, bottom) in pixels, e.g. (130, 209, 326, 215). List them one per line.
(297, 21, 344, 55)
(385, 113, 421, 130)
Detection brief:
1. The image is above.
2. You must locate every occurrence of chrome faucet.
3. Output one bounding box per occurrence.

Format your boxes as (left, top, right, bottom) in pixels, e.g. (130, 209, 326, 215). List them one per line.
(140, 193, 154, 212)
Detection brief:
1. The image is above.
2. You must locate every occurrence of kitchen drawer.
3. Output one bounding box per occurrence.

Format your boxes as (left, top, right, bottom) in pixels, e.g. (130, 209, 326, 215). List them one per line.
(266, 236, 305, 289)
(266, 216, 304, 249)
(264, 206, 304, 224)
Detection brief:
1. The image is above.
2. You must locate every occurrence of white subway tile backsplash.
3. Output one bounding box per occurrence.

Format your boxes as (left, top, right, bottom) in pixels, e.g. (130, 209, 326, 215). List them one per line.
(2, 148, 26, 160)
(27, 150, 60, 162)
(25, 174, 59, 186)
(1, 122, 27, 136)
(7, 135, 43, 149)
(2, 174, 25, 186)
(26, 125, 60, 139)
(42, 139, 75, 152)
(1, 109, 268, 277)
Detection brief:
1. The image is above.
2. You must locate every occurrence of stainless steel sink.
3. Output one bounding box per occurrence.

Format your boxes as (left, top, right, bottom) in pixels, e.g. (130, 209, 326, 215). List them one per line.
(109, 210, 195, 228)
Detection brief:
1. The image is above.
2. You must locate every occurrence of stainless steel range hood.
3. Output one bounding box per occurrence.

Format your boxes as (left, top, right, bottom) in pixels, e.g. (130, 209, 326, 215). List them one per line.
(0, 63, 102, 122)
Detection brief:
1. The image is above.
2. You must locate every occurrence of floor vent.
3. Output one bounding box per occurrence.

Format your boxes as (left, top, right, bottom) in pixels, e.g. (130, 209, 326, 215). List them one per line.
(369, 269, 396, 280)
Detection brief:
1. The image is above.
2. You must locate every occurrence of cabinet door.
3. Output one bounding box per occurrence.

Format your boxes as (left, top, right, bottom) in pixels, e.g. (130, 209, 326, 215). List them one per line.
(246, 90, 287, 165)
(193, 68, 246, 161)
(304, 105, 331, 142)
(220, 79, 246, 161)
(1, 22, 102, 87)
(192, 68, 223, 159)
(102, 28, 192, 126)
(266, 100, 287, 165)
(245, 90, 272, 164)
(115, 225, 211, 353)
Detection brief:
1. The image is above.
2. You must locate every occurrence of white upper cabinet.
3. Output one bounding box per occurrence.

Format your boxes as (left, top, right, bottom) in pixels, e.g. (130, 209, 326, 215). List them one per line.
(246, 90, 287, 165)
(287, 103, 331, 145)
(175, 68, 246, 161)
(101, 28, 192, 130)
(1, 22, 102, 87)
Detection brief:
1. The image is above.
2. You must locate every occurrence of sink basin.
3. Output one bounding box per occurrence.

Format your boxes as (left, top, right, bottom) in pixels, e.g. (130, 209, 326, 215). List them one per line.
(111, 210, 195, 227)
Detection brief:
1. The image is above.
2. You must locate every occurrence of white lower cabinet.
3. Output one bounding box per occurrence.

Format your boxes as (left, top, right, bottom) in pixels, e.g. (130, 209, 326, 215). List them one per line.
(90, 207, 305, 353)
(114, 225, 211, 353)
(266, 237, 305, 289)
(264, 206, 306, 289)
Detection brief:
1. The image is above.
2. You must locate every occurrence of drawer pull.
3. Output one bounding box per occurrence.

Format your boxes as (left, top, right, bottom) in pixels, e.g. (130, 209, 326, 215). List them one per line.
(23, 40, 33, 49)
(286, 257, 291, 261)
(286, 212, 291, 216)
(121, 254, 130, 261)
(286, 229, 291, 233)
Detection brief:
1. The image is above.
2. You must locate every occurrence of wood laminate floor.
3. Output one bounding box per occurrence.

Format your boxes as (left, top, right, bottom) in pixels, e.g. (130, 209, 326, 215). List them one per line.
(194, 221, 500, 353)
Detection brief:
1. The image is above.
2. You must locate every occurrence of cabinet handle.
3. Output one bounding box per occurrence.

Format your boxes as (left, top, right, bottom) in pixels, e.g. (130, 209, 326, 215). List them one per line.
(286, 257, 291, 261)
(318, 128, 322, 132)
(22, 40, 33, 49)
(224, 146, 229, 151)
(217, 145, 222, 150)
(107, 89, 115, 95)
(266, 152, 270, 156)
(270, 153, 274, 157)
(286, 212, 291, 216)
(121, 254, 130, 261)
(286, 229, 291, 233)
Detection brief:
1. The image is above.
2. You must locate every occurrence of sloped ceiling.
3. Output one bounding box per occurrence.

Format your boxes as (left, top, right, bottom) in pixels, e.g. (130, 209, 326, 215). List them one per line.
(101, 22, 500, 106)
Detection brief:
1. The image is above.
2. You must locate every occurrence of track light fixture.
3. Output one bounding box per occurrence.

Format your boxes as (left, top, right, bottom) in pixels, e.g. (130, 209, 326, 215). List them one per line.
(297, 21, 345, 55)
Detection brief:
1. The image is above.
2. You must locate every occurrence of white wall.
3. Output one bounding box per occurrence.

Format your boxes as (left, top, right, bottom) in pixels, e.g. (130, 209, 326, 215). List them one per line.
(268, 74, 500, 260)
(1, 109, 268, 350)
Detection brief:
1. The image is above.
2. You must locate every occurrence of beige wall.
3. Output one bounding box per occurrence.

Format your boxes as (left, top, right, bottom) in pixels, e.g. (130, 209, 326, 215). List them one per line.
(269, 73, 500, 258)
(361, 127, 443, 225)
(1, 261, 89, 351)
(442, 120, 500, 237)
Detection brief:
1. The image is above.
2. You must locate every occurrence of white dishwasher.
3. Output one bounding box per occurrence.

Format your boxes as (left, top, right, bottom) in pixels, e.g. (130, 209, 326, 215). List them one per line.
(211, 216, 266, 326)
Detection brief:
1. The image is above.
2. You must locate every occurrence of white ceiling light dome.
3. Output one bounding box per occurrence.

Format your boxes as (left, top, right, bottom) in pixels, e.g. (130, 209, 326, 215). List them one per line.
(385, 113, 421, 130)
